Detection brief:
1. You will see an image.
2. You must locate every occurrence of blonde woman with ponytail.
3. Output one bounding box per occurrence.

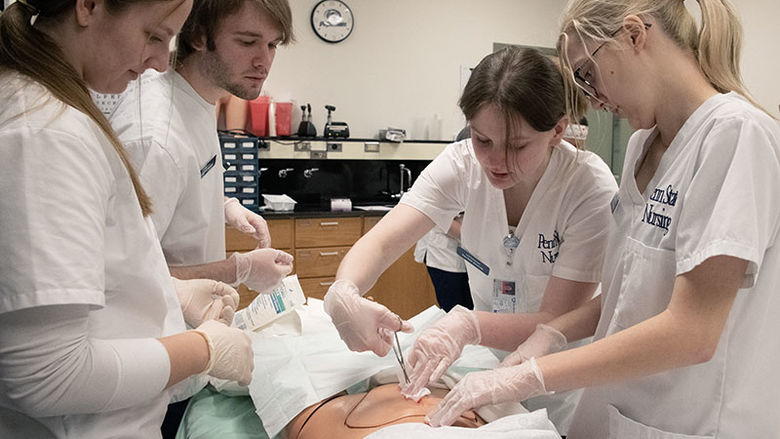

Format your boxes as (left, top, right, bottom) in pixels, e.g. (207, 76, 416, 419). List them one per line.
(0, 1, 256, 437)
(426, 0, 780, 437)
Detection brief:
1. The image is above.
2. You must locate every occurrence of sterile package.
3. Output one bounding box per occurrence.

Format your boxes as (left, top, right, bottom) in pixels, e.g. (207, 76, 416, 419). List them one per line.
(262, 194, 296, 211)
(232, 275, 306, 332)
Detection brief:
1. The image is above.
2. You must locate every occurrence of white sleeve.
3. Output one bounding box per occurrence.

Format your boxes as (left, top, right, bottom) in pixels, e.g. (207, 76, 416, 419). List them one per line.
(0, 305, 170, 417)
(129, 137, 186, 239)
(553, 156, 618, 282)
(676, 117, 780, 286)
(400, 141, 470, 230)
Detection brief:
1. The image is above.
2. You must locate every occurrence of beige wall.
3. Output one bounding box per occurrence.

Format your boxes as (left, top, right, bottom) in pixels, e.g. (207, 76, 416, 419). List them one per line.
(263, 0, 569, 140)
(264, 0, 778, 142)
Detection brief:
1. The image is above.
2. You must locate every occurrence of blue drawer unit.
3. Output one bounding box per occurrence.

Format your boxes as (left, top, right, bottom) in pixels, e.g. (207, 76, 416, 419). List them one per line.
(219, 130, 260, 211)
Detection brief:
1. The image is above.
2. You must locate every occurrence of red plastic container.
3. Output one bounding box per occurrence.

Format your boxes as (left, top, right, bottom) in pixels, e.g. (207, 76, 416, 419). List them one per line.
(248, 96, 270, 137)
(275, 102, 293, 136)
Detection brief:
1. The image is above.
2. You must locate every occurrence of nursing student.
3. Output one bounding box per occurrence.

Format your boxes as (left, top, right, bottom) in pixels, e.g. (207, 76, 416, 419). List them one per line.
(0, 1, 253, 437)
(323, 46, 618, 433)
(424, 1, 780, 437)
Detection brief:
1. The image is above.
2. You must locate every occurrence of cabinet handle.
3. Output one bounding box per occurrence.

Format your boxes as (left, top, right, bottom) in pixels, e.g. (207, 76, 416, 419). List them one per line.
(319, 251, 339, 256)
(319, 221, 339, 226)
(319, 281, 334, 287)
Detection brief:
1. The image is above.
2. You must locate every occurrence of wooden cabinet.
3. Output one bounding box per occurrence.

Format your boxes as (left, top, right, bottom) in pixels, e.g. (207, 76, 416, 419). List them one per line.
(226, 214, 437, 319)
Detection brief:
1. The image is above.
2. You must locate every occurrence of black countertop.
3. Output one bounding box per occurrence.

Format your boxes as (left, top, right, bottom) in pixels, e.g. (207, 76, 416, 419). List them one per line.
(255, 203, 394, 219)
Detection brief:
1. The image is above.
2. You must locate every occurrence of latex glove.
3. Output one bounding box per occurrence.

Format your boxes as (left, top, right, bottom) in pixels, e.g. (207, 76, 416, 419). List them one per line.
(402, 305, 480, 397)
(224, 197, 271, 248)
(231, 249, 293, 293)
(193, 320, 254, 386)
(426, 358, 548, 427)
(323, 279, 413, 356)
(500, 323, 567, 367)
(172, 277, 240, 327)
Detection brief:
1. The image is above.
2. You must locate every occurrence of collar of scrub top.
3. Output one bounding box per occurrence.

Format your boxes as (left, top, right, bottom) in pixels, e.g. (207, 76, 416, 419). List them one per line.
(392, 318, 411, 385)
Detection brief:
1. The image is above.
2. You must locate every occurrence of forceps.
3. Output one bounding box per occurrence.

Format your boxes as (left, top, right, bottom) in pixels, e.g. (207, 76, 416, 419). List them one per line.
(391, 317, 410, 385)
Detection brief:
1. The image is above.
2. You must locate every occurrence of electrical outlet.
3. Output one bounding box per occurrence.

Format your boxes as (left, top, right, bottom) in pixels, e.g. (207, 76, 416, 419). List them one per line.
(310, 150, 327, 159)
(327, 142, 342, 152)
(295, 141, 311, 152)
(364, 142, 380, 153)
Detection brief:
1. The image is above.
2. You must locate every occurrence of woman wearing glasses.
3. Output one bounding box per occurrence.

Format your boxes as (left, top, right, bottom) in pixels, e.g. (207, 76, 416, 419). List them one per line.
(323, 46, 617, 434)
(425, 0, 779, 437)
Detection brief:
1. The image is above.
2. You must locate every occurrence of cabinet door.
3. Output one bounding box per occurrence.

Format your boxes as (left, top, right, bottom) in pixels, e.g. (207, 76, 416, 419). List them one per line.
(226, 218, 293, 252)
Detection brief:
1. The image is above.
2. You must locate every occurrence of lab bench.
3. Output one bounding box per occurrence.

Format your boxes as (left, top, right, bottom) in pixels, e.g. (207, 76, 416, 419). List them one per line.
(226, 210, 437, 320)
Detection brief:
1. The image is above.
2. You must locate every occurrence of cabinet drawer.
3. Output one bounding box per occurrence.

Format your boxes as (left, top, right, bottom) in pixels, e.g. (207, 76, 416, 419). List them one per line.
(294, 246, 350, 278)
(225, 218, 293, 252)
(299, 276, 335, 300)
(295, 217, 362, 248)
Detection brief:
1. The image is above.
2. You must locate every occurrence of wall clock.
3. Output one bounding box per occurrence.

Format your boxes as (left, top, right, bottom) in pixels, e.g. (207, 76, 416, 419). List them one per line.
(310, 0, 354, 44)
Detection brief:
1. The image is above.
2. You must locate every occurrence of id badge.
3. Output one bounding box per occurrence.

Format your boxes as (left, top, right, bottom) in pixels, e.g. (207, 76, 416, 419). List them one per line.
(492, 279, 516, 313)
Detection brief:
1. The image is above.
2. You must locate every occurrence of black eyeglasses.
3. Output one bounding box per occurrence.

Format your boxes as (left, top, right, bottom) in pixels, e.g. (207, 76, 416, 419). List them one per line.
(573, 23, 651, 102)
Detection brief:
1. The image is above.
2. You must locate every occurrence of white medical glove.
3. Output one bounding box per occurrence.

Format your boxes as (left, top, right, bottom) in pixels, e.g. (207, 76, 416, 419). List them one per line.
(193, 320, 254, 386)
(323, 279, 413, 356)
(402, 305, 480, 397)
(172, 277, 240, 327)
(230, 249, 294, 293)
(426, 358, 548, 427)
(224, 197, 271, 248)
(500, 323, 567, 367)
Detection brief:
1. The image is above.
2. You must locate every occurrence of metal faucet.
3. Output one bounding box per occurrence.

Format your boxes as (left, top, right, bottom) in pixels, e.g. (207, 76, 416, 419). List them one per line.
(303, 167, 319, 179)
(278, 168, 294, 178)
(390, 163, 413, 199)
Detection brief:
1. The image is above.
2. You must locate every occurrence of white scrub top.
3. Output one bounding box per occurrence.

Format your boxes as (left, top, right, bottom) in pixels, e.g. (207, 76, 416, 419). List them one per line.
(401, 139, 617, 432)
(414, 228, 466, 273)
(109, 70, 226, 267)
(402, 139, 617, 313)
(0, 73, 186, 437)
(567, 93, 780, 438)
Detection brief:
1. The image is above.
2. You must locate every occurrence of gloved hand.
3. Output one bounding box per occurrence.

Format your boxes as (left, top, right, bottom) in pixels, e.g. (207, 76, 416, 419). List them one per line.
(230, 249, 294, 293)
(193, 320, 254, 386)
(224, 197, 271, 248)
(323, 279, 413, 356)
(500, 323, 567, 367)
(172, 277, 240, 327)
(426, 358, 548, 427)
(402, 305, 480, 397)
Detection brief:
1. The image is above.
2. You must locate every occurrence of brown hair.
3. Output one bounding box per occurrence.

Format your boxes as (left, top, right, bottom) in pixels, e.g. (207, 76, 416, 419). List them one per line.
(177, 0, 294, 62)
(459, 47, 586, 150)
(0, 0, 180, 216)
(557, 0, 769, 115)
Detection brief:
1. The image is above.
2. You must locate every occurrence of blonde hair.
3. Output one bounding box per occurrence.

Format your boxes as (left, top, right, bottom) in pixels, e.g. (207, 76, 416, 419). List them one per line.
(557, 0, 769, 115)
(0, 1, 178, 216)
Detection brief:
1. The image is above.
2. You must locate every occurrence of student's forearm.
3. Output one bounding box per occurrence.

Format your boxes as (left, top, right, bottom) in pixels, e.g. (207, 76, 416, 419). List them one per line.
(545, 295, 602, 343)
(539, 255, 745, 393)
(169, 258, 237, 284)
(336, 205, 434, 294)
(158, 331, 210, 388)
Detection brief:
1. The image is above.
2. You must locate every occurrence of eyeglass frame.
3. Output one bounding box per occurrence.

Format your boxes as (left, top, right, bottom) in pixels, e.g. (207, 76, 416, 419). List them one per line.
(572, 23, 652, 102)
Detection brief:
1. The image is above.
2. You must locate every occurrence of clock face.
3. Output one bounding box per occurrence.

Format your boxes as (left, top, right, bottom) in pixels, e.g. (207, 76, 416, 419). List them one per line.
(311, 0, 354, 43)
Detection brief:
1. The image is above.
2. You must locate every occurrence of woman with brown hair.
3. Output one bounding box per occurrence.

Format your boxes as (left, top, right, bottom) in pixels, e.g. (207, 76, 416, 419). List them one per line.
(426, 1, 779, 437)
(0, 1, 254, 437)
(323, 46, 618, 434)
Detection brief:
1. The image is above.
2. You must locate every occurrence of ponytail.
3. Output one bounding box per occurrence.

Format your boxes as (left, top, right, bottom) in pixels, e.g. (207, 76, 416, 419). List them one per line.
(0, 1, 153, 215)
